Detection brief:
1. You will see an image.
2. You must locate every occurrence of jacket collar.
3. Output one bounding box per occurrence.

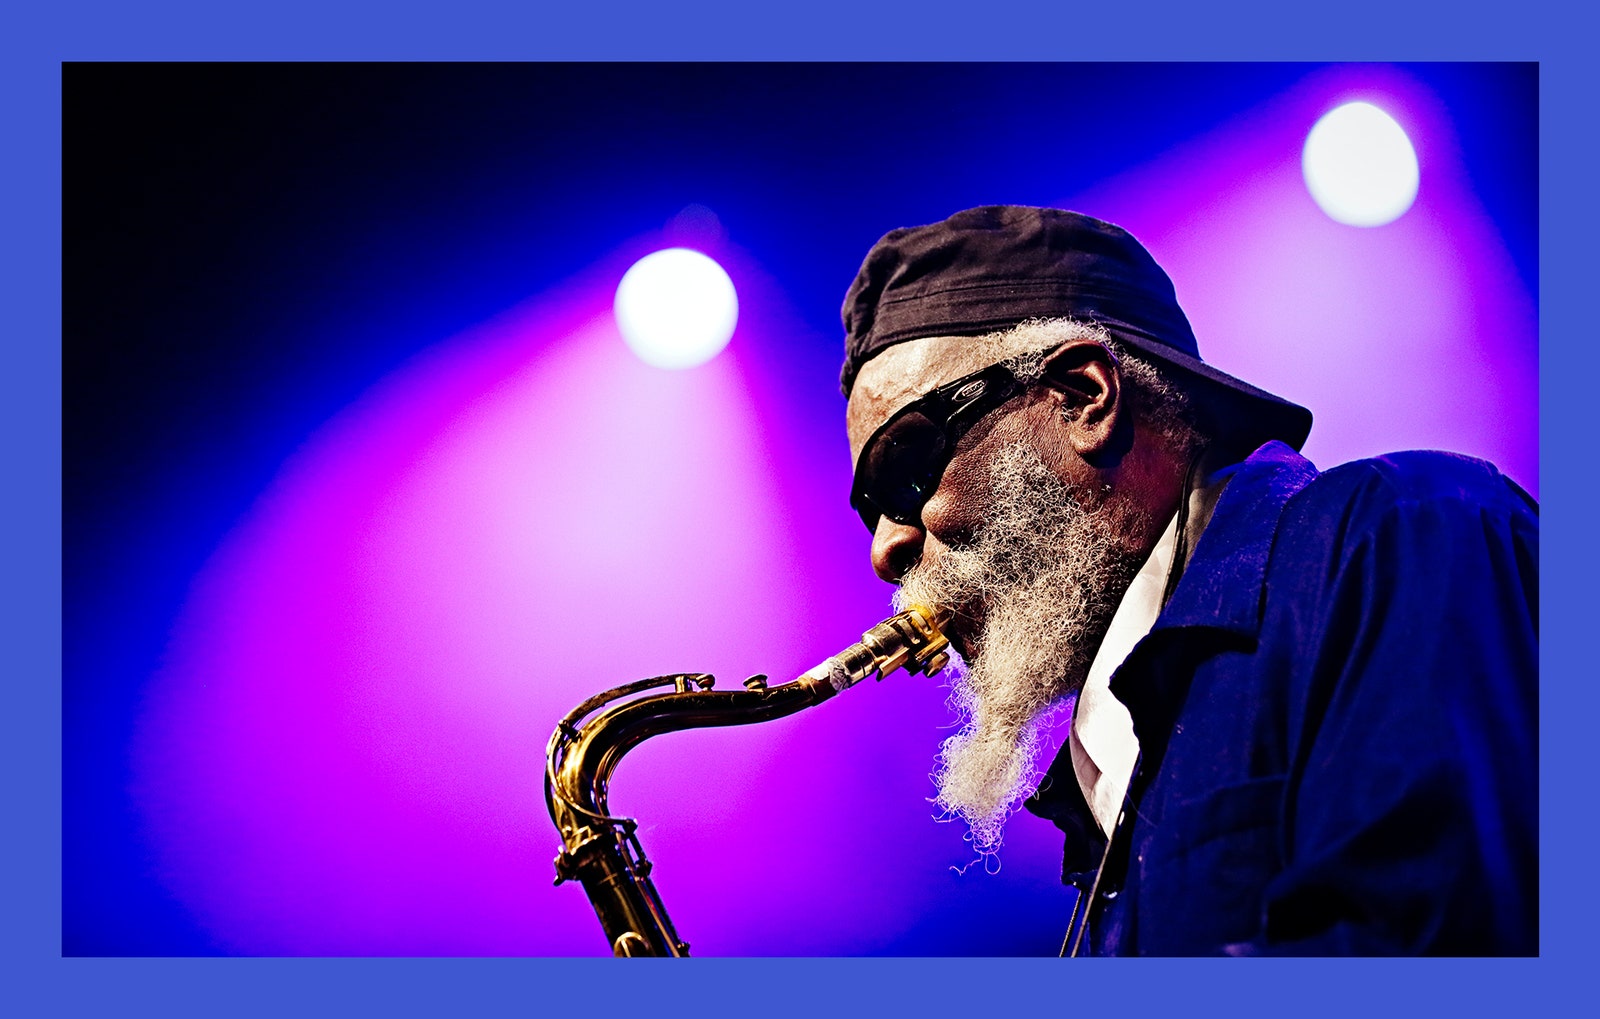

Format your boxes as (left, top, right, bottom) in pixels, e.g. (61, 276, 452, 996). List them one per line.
(1107, 440, 1319, 760)
(1147, 440, 1319, 638)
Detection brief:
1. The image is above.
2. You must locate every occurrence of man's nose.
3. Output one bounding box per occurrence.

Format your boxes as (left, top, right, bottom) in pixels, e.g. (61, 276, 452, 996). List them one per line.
(870, 516, 926, 583)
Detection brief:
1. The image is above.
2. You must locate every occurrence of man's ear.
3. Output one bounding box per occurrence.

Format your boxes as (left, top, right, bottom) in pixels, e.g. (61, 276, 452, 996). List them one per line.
(1039, 340, 1125, 460)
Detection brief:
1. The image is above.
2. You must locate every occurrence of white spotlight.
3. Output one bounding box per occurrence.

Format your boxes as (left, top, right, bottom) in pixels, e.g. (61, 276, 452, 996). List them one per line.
(614, 248, 739, 369)
(1302, 101, 1420, 227)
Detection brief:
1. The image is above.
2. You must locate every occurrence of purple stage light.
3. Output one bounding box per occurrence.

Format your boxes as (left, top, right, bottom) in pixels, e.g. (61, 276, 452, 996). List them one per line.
(1303, 101, 1421, 227)
(1063, 65, 1535, 497)
(615, 248, 739, 369)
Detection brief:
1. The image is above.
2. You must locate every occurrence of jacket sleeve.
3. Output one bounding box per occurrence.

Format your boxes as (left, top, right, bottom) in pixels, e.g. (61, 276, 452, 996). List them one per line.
(1239, 465, 1538, 955)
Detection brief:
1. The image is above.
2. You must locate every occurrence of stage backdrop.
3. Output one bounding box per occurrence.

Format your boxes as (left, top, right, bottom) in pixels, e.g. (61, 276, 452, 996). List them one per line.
(64, 63, 1536, 956)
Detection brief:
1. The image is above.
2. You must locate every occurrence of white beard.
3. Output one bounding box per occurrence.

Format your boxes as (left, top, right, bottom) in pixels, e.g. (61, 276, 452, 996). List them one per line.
(893, 443, 1148, 857)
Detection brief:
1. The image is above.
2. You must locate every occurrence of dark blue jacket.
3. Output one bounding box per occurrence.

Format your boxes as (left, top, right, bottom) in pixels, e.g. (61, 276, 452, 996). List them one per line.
(1025, 442, 1538, 955)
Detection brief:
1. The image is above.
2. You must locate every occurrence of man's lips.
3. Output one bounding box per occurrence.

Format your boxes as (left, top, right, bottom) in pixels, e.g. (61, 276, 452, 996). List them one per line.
(944, 606, 986, 663)
(951, 630, 977, 662)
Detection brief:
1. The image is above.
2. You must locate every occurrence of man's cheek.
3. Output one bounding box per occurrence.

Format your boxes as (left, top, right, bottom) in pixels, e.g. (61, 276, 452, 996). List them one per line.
(922, 456, 993, 545)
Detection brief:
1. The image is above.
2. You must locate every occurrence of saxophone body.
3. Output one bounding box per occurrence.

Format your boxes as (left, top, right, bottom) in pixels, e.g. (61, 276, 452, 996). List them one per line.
(544, 607, 951, 957)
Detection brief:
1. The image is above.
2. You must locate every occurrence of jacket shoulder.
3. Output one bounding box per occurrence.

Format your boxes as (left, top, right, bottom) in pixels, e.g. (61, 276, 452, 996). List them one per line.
(1286, 449, 1536, 523)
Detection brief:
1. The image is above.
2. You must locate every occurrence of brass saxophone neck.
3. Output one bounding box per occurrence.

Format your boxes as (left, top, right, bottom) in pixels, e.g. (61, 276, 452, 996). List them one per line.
(799, 604, 953, 693)
(545, 606, 952, 957)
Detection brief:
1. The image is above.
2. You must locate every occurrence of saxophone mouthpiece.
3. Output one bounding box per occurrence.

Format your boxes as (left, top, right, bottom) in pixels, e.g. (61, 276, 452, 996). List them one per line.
(802, 605, 953, 693)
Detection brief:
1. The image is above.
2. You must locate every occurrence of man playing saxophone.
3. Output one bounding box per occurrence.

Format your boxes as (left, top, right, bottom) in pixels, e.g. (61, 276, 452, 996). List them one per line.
(839, 206, 1537, 955)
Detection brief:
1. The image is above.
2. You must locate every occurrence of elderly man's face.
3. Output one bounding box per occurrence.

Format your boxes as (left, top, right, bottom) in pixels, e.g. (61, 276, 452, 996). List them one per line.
(847, 336, 1149, 854)
(844, 339, 1081, 659)
(847, 338, 1071, 642)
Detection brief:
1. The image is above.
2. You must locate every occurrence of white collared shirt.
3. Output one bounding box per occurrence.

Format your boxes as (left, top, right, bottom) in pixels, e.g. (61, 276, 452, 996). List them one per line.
(1068, 511, 1179, 835)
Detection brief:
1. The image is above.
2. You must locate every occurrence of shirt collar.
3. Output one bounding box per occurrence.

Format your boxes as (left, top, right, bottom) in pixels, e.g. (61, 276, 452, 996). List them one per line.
(1070, 511, 1179, 834)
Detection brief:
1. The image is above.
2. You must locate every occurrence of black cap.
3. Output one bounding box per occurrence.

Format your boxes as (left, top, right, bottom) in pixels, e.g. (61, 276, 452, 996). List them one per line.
(840, 206, 1311, 450)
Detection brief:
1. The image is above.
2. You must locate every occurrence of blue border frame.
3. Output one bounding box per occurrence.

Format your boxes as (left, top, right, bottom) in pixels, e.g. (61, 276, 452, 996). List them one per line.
(17, 2, 1585, 1015)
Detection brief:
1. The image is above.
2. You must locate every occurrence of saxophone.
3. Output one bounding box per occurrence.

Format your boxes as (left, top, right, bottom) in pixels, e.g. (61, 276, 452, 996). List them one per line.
(544, 606, 952, 957)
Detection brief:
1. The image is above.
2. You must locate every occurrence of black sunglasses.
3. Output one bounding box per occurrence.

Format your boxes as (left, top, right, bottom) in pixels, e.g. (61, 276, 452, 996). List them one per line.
(850, 359, 1030, 533)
